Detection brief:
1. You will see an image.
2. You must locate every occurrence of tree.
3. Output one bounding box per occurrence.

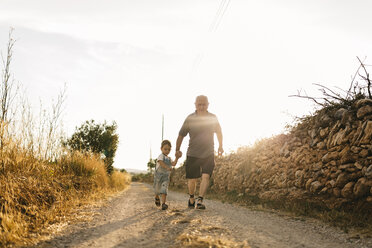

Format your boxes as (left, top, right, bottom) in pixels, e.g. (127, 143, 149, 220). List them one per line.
(147, 158, 156, 173)
(64, 120, 118, 174)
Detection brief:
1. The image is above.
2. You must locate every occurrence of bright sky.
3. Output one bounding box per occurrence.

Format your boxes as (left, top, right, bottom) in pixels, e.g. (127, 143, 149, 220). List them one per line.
(1, 0, 371, 171)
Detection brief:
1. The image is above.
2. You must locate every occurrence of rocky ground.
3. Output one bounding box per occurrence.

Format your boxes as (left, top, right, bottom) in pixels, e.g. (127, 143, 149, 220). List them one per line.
(34, 182, 372, 248)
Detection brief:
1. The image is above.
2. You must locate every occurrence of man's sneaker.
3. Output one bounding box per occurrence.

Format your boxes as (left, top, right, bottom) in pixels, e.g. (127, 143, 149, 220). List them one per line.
(188, 199, 195, 209)
(161, 203, 168, 210)
(195, 197, 206, 210)
(155, 197, 160, 207)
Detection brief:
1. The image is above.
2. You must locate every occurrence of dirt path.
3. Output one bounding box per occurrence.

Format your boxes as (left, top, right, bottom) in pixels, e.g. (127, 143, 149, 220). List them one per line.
(35, 182, 372, 248)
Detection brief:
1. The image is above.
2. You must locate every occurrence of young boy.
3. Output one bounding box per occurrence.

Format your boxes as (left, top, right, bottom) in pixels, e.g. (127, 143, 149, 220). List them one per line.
(154, 140, 180, 210)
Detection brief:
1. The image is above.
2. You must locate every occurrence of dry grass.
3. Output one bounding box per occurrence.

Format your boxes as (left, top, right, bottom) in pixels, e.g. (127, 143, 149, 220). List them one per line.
(176, 233, 250, 248)
(110, 170, 131, 190)
(0, 140, 131, 247)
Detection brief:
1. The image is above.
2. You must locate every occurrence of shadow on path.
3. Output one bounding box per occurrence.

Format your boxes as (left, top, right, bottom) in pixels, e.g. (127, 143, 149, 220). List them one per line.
(34, 209, 158, 248)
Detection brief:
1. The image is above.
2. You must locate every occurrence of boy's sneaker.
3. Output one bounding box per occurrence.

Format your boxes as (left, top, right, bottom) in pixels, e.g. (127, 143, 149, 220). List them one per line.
(195, 197, 206, 210)
(155, 197, 160, 207)
(161, 203, 168, 210)
(188, 199, 195, 209)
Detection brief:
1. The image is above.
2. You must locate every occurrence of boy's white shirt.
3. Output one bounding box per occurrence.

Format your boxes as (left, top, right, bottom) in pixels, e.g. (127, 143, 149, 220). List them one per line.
(156, 153, 172, 171)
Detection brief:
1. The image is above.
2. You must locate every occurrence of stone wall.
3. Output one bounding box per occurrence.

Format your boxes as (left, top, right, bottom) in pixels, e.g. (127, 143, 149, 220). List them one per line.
(171, 98, 372, 210)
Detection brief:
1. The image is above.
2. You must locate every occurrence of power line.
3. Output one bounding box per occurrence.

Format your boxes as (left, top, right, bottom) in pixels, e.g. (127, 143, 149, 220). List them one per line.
(209, 0, 227, 32)
(191, 52, 204, 74)
(209, 0, 231, 32)
(190, 0, 232, 76)
(214, 0, 231, 32)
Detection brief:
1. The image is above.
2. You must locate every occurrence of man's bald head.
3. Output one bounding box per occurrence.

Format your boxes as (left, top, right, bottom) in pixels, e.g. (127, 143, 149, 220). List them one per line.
(195, 95, 209, 114)
(195, 95, 209, 104)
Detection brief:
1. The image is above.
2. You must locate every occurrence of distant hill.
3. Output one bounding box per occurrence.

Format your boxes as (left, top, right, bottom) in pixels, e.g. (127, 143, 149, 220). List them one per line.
(125, 168, 148, 174)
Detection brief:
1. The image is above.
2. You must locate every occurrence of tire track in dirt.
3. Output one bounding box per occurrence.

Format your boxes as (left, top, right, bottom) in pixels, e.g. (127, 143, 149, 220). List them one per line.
(35, 182, 372, 248)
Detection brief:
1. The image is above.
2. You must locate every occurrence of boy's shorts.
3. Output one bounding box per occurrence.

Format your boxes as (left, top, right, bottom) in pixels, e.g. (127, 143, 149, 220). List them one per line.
(185, 155, 215, 179)
(154, 172, 170, 195)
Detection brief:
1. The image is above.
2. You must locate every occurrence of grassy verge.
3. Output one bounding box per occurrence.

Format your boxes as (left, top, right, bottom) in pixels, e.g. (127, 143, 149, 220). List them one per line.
(0, 146, 131, 247)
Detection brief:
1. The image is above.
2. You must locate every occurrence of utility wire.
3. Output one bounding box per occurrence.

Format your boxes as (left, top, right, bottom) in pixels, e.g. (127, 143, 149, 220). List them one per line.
(209, 0, 227, 32)
(191, 0, 231, 75)
(214, 0, 231, 32)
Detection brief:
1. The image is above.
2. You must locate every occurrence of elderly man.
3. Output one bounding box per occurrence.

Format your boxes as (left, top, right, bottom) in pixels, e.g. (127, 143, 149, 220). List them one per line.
(175, 95, 223, 209)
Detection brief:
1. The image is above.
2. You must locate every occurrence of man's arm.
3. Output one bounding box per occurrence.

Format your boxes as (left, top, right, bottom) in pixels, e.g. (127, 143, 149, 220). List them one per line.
(216, 129, 224, 156)
(175, 135, 184, 157)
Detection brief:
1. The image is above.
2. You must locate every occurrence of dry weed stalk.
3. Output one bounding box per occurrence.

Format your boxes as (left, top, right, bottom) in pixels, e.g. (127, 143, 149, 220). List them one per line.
(289, 57, 372, 107)
(44, 84, 67, 161)
(0, 28, 18, 125)
(0, 28, 66, 162)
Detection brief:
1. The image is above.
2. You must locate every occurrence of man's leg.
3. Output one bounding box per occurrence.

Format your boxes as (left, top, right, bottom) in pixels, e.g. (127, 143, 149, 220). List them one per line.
(199, 173, 210, 198)
(188, 178, 197, 203)
(197, 155, 214, 205)
(194, 173, 209, 209)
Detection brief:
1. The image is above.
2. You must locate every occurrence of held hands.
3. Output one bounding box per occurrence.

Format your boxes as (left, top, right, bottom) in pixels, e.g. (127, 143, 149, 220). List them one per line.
(218, 146, 224, 157)
(175, 150, 182, 159)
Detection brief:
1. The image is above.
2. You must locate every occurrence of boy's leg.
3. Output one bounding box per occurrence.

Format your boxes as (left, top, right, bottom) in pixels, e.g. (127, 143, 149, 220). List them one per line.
(160, 174, 169, 210)
(154, 194, 160, 206)
(154, 178, 161, 207)
(154, 174, 162, 207)
(161, 194, 168, 210)
(154, 173, 160, 195)
(160, 175, 169, 204)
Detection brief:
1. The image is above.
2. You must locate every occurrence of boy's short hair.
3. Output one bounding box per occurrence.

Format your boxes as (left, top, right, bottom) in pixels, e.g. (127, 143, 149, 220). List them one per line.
(161, 140, 172, 148)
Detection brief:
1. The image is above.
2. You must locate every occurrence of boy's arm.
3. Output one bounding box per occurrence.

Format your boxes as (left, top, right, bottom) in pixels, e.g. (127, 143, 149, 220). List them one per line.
(171, 157, 179, 167)
(158, 160, 172, 171)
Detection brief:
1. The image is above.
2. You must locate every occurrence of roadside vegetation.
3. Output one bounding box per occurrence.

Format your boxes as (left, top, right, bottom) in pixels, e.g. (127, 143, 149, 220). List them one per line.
(0, 29, 131, 247)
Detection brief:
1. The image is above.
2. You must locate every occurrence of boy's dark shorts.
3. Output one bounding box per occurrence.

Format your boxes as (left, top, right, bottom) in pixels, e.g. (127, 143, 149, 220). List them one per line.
(185, 155, 215, 179)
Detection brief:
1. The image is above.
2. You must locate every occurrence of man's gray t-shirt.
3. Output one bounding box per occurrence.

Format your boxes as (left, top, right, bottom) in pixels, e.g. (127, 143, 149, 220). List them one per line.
(178, 112, 221, 158)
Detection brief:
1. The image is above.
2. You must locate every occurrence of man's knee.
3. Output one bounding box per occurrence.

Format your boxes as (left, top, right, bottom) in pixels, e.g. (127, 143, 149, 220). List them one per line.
(201, 173, 210, 180)
(188, 178, 197, 184)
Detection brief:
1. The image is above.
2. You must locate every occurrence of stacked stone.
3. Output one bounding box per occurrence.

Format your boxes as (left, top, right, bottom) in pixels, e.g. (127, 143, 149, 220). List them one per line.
(172, 98, 372, 209)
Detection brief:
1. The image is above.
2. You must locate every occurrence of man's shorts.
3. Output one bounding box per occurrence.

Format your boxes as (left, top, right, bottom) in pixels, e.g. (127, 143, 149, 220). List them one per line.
(185, 155, 215, 179)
